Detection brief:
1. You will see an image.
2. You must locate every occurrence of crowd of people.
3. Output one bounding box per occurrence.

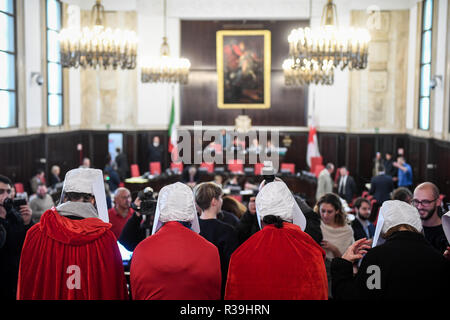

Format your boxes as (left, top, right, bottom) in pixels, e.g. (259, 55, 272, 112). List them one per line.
(1, 145, 450, 301)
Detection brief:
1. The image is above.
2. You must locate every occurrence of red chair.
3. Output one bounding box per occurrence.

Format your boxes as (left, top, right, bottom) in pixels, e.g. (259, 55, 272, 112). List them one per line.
(200, 162, 214, 173)
(229, 195, 242, 202)
(228, 160, 244, 173)
(281, 163, 295, 174)
(314, 164, 325, 178)
(254, 163, 264, 175)
(149, 162, 162, 175)
(14, 183, 24, 193)
(130, 164, 140, 178)
(310, 156, 323, 173)
(171, 162, 184, 174)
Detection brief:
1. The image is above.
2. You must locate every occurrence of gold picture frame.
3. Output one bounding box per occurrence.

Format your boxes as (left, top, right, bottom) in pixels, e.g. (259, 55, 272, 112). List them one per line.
(216, 30, 271, 109)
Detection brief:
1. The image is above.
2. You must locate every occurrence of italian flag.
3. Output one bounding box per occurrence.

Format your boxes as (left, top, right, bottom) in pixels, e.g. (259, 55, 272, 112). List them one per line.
(306, 125, 320, 168)
(168, 96, 178, 161)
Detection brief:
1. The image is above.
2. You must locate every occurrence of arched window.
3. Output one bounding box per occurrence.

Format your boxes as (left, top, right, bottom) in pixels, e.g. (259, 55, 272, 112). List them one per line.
(0, 0, 16, 128)
(46, 0, 63, 126)
(418, 0, 434, 130)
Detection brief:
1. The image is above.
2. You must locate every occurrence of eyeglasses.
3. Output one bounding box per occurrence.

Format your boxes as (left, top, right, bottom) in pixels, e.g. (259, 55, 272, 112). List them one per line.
(0, 188, 12, 195)
(411, 198, 438, 207)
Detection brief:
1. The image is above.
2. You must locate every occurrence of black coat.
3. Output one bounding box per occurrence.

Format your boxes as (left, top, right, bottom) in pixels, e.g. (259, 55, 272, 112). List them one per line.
(383, 159, 397, 178)
(369, 174, 394, 204)
(331, 231, 450, 300)
(199, 219, 239, 298)
(337, 175, 357, 204)
(0, 208, 34, 299)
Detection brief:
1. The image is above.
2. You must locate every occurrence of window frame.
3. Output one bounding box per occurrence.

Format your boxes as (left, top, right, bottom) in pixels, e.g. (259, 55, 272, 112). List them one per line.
(418, 0, 434, 131)
(45, 0, 64, 127)
(0, 0, 18, 129)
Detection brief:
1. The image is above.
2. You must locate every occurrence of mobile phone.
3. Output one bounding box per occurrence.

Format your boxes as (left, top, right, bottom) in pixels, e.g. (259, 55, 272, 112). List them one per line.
(13, 198, 27, 210)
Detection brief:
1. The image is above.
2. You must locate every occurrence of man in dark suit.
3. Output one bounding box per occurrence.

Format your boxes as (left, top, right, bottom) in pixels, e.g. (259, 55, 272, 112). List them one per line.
(336, 167, 357, 204)
(147, 136, 164, 167)
(351, 197, 375, 241)
(369, 164, 394, 204)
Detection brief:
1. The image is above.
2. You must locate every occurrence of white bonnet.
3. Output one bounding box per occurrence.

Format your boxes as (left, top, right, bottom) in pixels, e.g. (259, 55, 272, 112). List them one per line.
(60, 168, 109, 223)
(151, 182, 200, 234)
(255, 181, 306, 230)
(372, 200, 423, 247)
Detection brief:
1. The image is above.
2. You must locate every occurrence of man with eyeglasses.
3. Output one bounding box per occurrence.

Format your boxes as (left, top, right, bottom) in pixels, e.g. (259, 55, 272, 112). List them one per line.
(413, 182, 449, 254)
(0, 175, 33, 299)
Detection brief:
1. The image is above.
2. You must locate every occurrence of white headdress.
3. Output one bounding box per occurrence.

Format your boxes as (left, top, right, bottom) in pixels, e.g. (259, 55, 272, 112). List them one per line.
(151, 182, 200, 235)
(255, 181, 307, 230)
(442, 211, 450, 244)
(59, 168, 109, 223)
(372, 200, 423, 247)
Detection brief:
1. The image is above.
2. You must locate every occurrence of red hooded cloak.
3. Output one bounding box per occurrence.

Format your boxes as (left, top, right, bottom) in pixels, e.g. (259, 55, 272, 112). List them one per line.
(225, 222, 328, 300)
(17, 209, 128, 300)
(130, 221, 221, 300)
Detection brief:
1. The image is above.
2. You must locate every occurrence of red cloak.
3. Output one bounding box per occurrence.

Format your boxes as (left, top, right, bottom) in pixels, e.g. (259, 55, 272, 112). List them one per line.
(17, 209, 129, 300)
(130, 221, 221, 300)
(225, 222, 328, 300)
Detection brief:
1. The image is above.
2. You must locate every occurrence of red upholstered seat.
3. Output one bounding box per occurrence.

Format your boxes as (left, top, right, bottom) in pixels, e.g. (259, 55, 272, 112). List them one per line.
(254, 163, 264, 175)
(170, 162, 184, 174)
(281, 163, 295, 174)
(200, 162, 214, 173)
(228, 195, 242, 202)
(313, 164, 325, 178)
(130, 164, 140, 178)
(228, 160, 244, 173)
(310, 156, 323, 173)
(150, 162, 162, 175)
(14, 183, 24, 193)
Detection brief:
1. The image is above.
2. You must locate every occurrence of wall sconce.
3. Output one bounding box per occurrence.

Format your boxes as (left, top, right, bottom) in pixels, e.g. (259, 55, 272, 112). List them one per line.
(31, 72, 44, 86)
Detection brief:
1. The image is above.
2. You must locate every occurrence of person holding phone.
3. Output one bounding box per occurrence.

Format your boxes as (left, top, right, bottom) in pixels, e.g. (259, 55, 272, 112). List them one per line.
(0, 175, 33, 300)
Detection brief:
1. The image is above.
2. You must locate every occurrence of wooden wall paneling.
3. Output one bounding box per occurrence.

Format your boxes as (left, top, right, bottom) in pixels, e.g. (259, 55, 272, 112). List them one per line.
(347, 135, 359, 180)
(408, 137, 427, 186)
(359, 136, 376, 185)
(280, 132, 308, 170)
(433, 140, 450, 197)
(337, 134, 346, 168)
(318, 133, 338, 168)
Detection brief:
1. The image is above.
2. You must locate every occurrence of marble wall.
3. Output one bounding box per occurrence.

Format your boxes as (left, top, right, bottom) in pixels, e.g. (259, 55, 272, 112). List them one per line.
(79, 11, 138, 129)
(348, 10, 410, 133)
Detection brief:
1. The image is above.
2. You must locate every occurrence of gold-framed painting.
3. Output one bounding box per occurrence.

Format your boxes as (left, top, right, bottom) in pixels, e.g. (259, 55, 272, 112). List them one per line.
(216, 30, 271, 109)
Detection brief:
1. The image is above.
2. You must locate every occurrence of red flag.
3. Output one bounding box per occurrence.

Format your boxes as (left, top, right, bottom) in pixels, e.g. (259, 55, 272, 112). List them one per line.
(306, 126, 320, 168)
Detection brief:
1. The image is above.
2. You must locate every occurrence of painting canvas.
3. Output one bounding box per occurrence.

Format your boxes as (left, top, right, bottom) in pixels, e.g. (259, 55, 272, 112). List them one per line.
(217, 30, 271, 109)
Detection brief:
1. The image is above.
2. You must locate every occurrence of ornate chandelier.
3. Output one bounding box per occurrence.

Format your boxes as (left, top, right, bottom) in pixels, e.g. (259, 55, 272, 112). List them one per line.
(282, 58, 334, 86)
(58, 0, 138, 70)
(141, 0, 191, 84)
(288, 0, 370, 72)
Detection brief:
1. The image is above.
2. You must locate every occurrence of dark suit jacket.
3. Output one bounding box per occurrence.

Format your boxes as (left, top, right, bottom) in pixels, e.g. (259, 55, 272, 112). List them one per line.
(147, 144, 164, 164)
(369, 174, 394, 204)
(351, 218, 375, 241)
(337, 175, 357, 204)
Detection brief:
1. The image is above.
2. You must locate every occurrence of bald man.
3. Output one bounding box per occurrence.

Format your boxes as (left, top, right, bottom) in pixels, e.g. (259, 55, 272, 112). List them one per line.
(412, 182, 449, 254)
(108, 188, 134, 239)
